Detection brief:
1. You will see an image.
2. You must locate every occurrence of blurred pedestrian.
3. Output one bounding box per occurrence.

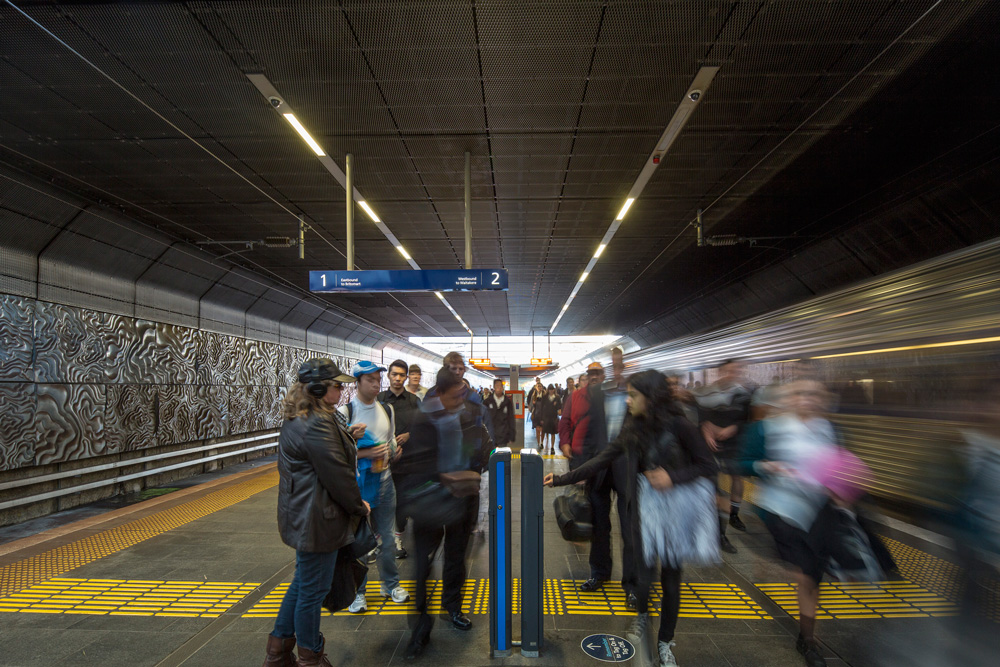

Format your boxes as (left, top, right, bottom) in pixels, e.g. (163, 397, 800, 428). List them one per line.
(546, 370, 715, 667)
(263, 359, 370, 667)
(738, 378, 841, 667)
(484, 379, 515, 447)
(695, 359, 754, 552)
(538, 384, 562, 454)
(396, 369, 491, 660)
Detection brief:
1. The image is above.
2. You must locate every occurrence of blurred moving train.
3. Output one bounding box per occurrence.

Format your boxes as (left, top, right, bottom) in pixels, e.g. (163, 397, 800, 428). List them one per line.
(619, 238, 1000, 520)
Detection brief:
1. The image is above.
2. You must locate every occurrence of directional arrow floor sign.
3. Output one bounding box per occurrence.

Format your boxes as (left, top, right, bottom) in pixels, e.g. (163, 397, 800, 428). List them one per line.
(580, 634, 635, 662)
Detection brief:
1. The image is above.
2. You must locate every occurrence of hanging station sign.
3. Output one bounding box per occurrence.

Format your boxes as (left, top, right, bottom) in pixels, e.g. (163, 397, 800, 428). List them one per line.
(309, 269, 508, 293)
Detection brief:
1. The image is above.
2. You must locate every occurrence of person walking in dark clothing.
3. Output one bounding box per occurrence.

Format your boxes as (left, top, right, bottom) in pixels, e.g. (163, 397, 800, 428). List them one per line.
(378, 359, 422, 560)
(395, 369, 491, 660)
(546, 370, 715, 667)
(484, 378, 516, 447)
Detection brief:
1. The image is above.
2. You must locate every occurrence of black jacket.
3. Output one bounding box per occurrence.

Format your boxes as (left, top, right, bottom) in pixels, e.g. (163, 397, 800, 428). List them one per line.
(553, 414, 716, 513)
(377, 388, 421, 436)
(483, 392, 516, 446)
(277, 411, 368, 553)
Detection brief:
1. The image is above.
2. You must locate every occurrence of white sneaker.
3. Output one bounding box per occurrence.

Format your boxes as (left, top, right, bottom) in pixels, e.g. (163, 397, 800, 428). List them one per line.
(347, 592, 367, 613)
(658, 640, 678, 667)
(382, 585, 410, 603)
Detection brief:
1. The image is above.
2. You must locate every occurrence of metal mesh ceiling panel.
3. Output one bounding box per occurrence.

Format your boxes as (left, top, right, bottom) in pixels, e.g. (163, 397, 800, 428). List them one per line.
(1, 0, 998, 339)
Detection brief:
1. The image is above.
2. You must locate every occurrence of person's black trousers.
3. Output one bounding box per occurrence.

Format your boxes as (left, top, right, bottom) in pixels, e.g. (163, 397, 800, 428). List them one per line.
(412, 494, 478, 615)
(587, 472, 615, 581)
(585, 469, 635, 592)
(637, 563, 682, 643)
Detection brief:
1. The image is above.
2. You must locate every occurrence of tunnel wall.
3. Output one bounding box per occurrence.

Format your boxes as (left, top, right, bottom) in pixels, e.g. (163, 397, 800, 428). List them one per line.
(0, 165, 446, 524)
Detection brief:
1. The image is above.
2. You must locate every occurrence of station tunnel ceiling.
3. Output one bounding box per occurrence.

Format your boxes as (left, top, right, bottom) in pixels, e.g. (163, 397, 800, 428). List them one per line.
(2, 1, 999, 343)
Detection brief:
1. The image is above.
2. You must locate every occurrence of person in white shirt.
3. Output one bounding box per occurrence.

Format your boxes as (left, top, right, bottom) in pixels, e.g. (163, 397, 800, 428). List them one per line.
(339, 360, 409, 612)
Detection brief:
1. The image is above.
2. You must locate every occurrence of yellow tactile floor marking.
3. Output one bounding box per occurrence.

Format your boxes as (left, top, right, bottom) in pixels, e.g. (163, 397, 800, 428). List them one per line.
(0, 472, 278, 597)
(558, 579, 770, 619)
(243, 578, 769, 619)
(243, 579, 482, 617)
(757, 581, 957, 620)
(0, 577, 260, 617)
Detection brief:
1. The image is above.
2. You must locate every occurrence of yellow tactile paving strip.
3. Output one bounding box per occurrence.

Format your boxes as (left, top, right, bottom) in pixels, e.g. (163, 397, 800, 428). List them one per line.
(757, 581, 957, 620)
(0, 577, 259, 617)
(243, 579, 769, 619)
(244, 579, 482, 617)
(558, 580, 771, 619)
(0, 472, 278, 597)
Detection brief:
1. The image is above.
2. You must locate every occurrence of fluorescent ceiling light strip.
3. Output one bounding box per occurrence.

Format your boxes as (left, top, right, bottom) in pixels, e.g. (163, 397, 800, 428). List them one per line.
(249, 75, 476, 335)
(281, 114, 326, 156)
(358, 201, 380, 222)
(580, 272, 589, 282)
(396, 245, 411, 260)
(615, 198, 635, 221)
(549, 67, 719, 334)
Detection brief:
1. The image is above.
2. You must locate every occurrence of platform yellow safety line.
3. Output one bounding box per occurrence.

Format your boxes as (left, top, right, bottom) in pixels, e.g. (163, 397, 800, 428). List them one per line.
(0, 472, 278, 597)
(757, 581, 958, 620)
(242, 579, 770, 619)
(0, 577, 260, 617)
(557, 580, 771, 619)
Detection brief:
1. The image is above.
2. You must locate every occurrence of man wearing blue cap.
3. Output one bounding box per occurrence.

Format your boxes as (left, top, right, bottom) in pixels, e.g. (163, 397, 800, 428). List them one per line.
(339, 359, 409, 613)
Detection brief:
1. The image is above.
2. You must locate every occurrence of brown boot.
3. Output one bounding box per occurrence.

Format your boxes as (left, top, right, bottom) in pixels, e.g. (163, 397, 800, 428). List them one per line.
(263, 633, 297, 667)
(296, 634, 333, 667)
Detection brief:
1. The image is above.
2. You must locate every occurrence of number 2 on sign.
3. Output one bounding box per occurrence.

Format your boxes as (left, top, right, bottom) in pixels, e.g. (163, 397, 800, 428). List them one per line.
(491, 271, 500, 285)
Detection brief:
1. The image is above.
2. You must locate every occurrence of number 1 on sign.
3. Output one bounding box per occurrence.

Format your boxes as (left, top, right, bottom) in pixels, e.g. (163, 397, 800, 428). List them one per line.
(321, 274, 326, 287)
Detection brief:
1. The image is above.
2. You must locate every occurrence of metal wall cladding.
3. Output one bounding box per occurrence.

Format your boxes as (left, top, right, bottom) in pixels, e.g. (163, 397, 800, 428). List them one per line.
(34, 384, 107, 465)
(0, 383, 35, 469)
(157, 385, 227, 447)
(1, 293, 370, 472)
(0, 295, 34, 382)
(105, 384, 157, 453)
(34, 301, 109, 384)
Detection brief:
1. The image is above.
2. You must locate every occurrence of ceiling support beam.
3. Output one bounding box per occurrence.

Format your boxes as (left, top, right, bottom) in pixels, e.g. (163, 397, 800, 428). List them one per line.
(346, 153, 354, 271)
(465, 151, 472, 269)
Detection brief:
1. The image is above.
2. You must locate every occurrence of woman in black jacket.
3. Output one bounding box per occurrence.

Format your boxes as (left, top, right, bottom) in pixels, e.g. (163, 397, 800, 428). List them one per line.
(263, 359, 371, 667)
(545, 370, 715, 667)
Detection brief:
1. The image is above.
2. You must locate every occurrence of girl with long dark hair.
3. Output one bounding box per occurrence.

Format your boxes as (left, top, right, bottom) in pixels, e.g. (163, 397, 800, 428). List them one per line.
(545, 370, 716, 667)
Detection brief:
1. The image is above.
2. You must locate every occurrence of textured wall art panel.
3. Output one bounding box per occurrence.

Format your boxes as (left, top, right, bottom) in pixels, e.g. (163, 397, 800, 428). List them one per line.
(105, 384, 157, 453)
(157, 385, 227, 447)
(34, 383, 107, 465)
(0, 295, 34, 382)
(267, 387, 285, 429)
(108, 320, 201, 385)
(235, 340, 279, 386)
(227, 385, 256, 435)
(34, 302, 108, 383)
(0, 383, 35, 470)
(196, 331, 234, 386)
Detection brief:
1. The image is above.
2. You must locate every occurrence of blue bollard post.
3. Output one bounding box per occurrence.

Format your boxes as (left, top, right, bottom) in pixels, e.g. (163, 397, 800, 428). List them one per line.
(489, 447, 512, 658)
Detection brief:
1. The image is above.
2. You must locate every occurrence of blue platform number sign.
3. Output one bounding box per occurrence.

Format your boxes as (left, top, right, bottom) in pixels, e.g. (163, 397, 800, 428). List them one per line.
(581, 634, 635, 662)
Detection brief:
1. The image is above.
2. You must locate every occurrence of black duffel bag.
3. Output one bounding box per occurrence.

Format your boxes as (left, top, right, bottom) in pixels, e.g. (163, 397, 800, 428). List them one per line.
(554, 485, 593, 542)
(403, 481, 467, 528)
(343, 516, 378, 561)
(323, 556, 368, 613)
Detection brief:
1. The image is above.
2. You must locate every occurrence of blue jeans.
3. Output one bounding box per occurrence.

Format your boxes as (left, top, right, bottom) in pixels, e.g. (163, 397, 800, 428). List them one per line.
(360, 474, 400, 592)
(273, 550, 338, 653)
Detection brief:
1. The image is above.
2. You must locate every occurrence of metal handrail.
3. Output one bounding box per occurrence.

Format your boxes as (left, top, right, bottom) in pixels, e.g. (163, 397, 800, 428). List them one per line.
(0, 431, 280, 492)
(0, 434, 279, 512)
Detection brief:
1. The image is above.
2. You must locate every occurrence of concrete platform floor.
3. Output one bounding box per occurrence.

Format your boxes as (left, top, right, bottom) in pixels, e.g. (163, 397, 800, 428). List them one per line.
(0, 428, 995, 667)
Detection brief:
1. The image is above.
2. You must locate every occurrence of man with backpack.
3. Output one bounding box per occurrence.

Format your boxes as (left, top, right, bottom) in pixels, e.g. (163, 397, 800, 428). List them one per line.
(339, 360, 410, 613)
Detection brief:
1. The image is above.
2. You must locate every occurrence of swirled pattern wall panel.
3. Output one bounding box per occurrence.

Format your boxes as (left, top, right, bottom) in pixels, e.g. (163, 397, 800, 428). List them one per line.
(105, 384, 157, 452)
(34, 384, 106, 465)
(157, 385, 226, 447)
(0, 383, 35, 469)
(2, 293, 367, 472)
(34, 302, 108, 384)
(0, 296, 33, 382)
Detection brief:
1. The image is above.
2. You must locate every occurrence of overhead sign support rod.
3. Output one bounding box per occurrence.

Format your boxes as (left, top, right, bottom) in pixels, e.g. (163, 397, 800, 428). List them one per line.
(346, 153, 354, 270)
(465, 151, 472, 269)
